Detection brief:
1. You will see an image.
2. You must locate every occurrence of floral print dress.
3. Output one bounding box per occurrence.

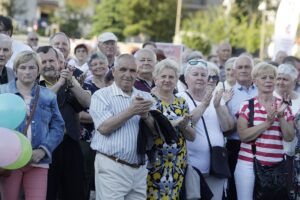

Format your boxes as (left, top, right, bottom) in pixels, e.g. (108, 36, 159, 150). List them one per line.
(147, 95, 189, 200)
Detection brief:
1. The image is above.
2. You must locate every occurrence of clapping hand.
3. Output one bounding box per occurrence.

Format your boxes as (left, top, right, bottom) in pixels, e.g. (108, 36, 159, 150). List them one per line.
(265, 104, 277, 124)
(277, 93, 291, 118)
(131, 95, 153, 117)
(172, 114, 192, 130)
(202, 89, 213, 107)
(223, 88, 234, 104)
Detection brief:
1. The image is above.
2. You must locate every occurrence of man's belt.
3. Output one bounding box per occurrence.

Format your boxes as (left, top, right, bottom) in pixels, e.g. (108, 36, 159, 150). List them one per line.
(98, 152, 141, 169)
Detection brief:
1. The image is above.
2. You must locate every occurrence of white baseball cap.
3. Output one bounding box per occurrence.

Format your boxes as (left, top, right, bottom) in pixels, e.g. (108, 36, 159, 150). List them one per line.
(98, 32, 118, 42)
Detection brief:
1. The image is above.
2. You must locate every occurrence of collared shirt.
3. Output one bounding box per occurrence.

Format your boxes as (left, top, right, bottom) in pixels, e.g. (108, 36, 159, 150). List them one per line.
(134, 77, 154, 93)
(226, 82, 258, 140)
(39, 76, 55, 87)
(90, 82, 154, 164)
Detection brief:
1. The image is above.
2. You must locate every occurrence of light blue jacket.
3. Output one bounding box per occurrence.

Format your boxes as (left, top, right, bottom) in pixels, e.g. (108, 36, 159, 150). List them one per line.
(0, 80, 65, 164)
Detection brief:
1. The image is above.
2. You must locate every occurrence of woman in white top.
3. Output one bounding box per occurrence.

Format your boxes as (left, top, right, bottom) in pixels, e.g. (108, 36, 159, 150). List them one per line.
(274, 63, 300, 156)
(177, 58, 234, 200)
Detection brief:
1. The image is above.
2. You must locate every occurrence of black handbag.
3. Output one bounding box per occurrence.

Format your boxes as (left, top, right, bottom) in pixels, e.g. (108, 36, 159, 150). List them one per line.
(248, 98, 289, 200)
(251, 144, 289, 200)
(202, 117, 231, 178)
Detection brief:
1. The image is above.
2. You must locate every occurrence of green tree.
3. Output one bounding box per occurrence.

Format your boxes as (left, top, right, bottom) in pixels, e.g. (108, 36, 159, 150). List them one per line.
(91, 0, 177, 42)
(50, 3, 90, 38)
(182, 5, 272, 55)
(91, 0, 125, 40)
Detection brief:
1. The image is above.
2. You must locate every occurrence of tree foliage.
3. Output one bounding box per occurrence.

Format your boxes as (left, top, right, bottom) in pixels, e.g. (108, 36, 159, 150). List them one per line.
(50, 3, 90, 38)
(182, 5, 273, 55)
(91, 0, 177, 42)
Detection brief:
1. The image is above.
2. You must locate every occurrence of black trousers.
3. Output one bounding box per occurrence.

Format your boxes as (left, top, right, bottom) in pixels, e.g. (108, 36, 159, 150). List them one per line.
(225, 139, 241, 200)
(47, 135, 86, 200)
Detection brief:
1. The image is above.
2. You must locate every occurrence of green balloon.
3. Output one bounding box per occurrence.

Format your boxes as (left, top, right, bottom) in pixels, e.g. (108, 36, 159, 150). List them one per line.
(3, 132, 32, 170)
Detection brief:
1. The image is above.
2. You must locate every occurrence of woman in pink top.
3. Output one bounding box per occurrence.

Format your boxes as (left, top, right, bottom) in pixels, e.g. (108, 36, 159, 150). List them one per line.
(234, 62, 295, 200)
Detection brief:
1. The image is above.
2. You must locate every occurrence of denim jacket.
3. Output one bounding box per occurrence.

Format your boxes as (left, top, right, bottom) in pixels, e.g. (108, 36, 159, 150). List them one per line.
(0, 80, 65, 164)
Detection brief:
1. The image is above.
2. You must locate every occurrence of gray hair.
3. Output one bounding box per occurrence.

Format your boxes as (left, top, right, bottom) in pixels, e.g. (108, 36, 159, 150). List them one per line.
(277, 63, 298, 81)
(224, 57, 237, 70)
(49, 32, 70, 46)
(184, 59, 208, 80)
(88, 52, 108, 67)
(207, 61, 220, 76)
(113, 54, 135, 69)
(153, 58, 180, 78)
(233, 54, 254, 69)
(134, 48, 157, 62)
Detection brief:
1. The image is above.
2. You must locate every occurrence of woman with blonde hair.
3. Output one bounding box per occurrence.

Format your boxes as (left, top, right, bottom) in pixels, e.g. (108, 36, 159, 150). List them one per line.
(0, 51, 64, 200)
(235, 62, 294, 200)
(147, 58, 195, 200)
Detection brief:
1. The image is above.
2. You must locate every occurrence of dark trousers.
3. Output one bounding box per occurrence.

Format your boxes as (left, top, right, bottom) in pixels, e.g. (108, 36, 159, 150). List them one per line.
(79, 141, 96, 200)
(225, 139, 241, 200)
(47, 135, 86, 200)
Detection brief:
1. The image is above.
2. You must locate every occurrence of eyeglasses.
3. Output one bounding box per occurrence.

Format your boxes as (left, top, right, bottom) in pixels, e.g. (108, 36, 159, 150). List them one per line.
(208, 75, 219, 82)
(30, 38, 39, 41)
(188, 59, 207, 67)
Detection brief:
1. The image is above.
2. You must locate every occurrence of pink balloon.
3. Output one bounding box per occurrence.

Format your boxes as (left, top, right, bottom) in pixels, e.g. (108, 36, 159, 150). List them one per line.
(0, 127, 22, 167)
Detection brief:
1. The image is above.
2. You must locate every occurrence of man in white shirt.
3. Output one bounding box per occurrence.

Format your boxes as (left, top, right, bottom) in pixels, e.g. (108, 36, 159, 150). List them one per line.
(90, 54, 155, 200)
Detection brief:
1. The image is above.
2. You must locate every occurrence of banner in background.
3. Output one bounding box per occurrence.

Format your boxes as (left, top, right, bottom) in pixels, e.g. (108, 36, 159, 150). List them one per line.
(273, 0, 300, 59)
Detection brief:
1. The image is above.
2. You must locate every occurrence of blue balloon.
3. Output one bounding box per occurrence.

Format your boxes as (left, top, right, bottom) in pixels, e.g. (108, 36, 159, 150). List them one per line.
(0, 93, 26, 129)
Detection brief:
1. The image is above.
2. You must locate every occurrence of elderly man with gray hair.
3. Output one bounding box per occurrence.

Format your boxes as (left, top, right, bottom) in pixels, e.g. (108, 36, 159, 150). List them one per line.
(90, 54, 155, 200)
(225, 54, 258, 200)
(0, 33, 15, 84)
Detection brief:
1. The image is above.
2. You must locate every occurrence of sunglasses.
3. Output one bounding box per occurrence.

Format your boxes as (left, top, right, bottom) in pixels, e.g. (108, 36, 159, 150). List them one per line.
(30, 38, 39, 41)
(188, 60, 207, 67)
(208, 75, 219, 82)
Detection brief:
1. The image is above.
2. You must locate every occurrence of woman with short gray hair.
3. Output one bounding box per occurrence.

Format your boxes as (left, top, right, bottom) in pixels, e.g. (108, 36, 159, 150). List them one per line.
(177, 58, 234, 200)
(274, 63, 300, 157)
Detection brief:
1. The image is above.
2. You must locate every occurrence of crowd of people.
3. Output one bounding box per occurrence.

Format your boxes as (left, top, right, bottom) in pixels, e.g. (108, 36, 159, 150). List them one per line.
(1, 14, 300, 200)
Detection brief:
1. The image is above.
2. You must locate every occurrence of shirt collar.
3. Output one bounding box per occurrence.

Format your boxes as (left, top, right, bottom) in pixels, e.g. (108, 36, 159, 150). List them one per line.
(39, 75, 55, 87)
(235, 82, 256, 91)
(111, 82, 137, 98)
(7, 80, 38, 97)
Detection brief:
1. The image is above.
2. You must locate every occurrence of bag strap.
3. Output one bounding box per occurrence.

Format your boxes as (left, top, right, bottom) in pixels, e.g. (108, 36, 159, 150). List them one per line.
(247, 98, 257, 156)
(185, 91, 213, 151)
(23, 86, 40, 135)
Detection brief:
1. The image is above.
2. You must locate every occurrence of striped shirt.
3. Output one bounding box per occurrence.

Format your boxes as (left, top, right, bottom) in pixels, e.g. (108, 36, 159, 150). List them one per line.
(238, 97, 294, 166)
(89, 82, 154, 164)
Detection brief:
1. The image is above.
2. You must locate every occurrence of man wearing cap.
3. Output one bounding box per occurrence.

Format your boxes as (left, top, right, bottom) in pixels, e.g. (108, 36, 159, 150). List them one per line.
(98, 32, 118, 68)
